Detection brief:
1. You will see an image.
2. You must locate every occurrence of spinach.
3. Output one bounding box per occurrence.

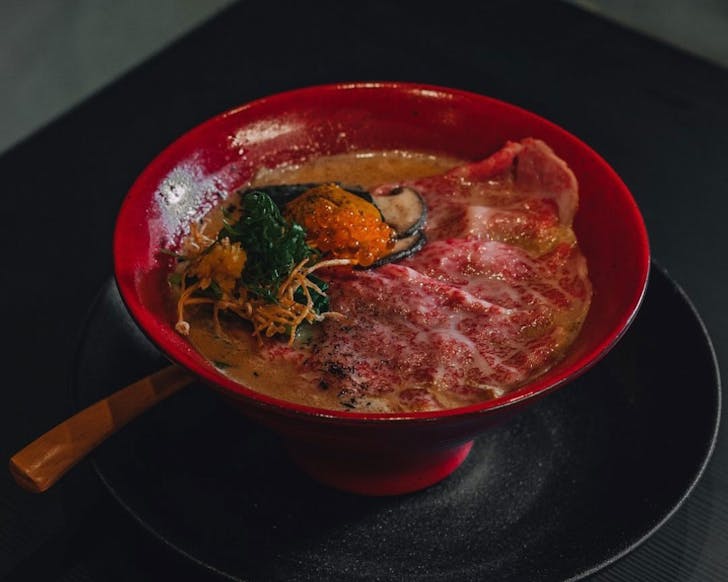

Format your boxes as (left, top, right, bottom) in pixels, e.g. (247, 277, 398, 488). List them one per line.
(221, 190, 323, 307)
(294, 274, 330, 314)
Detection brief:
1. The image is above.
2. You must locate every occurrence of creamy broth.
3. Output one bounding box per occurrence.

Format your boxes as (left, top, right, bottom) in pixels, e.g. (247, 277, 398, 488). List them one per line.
(252, 150, 463, 191)
(184, 150, 464, 409)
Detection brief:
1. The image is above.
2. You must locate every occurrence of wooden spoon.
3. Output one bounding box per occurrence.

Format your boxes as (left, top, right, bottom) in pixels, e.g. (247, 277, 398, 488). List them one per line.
(9, 364, 196, 493)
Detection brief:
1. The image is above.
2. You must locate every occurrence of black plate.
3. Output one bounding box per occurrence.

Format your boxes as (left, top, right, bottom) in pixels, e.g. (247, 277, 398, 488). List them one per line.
(72, 264, 720, 581)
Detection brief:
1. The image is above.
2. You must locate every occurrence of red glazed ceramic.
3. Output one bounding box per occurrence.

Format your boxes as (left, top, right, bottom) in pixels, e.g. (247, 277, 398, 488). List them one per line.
(113, 82, 650, 496)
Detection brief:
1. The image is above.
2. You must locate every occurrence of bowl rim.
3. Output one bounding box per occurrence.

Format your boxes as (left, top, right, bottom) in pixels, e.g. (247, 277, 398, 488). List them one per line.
(113, 80, 651, 424)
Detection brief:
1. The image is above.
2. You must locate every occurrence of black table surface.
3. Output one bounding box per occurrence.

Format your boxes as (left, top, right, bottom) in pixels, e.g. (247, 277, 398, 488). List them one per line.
(2, 1, 726, 580)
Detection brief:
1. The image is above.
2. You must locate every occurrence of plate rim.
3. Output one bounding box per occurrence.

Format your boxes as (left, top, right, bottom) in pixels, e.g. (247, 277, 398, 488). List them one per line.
(565, 262, 722, 581)
(70, 262, 722, 582)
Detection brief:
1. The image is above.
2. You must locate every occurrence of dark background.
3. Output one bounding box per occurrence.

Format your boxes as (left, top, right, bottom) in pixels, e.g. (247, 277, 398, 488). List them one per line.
(1, 1, 726, 580)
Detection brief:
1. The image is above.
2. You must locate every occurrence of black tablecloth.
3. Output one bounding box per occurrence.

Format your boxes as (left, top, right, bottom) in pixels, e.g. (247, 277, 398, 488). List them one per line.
(2, 1, 726, 580)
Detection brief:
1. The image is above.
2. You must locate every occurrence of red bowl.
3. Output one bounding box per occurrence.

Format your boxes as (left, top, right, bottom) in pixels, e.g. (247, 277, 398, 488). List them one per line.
(113, 82, 650, 495)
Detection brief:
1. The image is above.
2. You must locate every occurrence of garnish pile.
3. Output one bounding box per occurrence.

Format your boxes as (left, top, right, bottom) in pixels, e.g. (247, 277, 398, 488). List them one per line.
(170, 183, 407, 344)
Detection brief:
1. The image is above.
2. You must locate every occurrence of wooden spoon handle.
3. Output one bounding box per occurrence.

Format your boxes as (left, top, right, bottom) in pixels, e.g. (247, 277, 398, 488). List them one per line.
(9, 364, 196, 493)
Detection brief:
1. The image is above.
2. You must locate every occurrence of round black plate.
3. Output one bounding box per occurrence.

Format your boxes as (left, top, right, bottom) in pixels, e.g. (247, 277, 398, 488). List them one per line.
(72, 265, 720, 581)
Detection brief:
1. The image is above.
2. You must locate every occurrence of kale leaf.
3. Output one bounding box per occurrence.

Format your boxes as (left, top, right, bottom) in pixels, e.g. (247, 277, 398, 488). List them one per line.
(221, 190, 321, 305)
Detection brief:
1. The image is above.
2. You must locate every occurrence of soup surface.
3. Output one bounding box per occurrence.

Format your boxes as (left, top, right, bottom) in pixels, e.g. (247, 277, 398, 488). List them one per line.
(176, 142, 592, 412)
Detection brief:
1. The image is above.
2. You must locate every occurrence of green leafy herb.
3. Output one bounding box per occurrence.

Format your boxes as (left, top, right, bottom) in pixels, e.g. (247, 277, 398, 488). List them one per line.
(220, 190, 321, 305)
(295, 274, 330, 313)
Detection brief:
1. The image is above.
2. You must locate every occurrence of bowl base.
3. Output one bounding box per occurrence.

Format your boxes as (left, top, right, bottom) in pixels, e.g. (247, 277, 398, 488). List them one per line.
(285, 440, 474, 496)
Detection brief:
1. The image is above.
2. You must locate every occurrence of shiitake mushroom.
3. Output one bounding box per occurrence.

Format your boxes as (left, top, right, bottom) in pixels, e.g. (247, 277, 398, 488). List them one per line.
(370, 186, 427, 239)
(366, 231, 427, 269)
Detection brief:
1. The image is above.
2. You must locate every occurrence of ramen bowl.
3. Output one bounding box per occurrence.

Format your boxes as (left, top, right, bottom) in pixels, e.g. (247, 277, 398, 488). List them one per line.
(113, 82, 650, 496)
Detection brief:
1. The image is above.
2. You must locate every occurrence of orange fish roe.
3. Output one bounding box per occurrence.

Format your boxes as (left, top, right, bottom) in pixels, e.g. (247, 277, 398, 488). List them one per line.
(285, 183, 396, 266)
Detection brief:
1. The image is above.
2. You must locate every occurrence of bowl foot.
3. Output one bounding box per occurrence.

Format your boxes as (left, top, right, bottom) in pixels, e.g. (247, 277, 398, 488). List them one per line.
(285, 440, 474, 496)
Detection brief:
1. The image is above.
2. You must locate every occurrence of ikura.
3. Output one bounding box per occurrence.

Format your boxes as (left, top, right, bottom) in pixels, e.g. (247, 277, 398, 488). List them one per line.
(285, 183, 396, 266)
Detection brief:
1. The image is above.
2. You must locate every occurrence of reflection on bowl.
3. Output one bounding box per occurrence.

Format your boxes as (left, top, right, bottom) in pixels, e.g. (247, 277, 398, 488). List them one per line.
(113, 82, 650, 495)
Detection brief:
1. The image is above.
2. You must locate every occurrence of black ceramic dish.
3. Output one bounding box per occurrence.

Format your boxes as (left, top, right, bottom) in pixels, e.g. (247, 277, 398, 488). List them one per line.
(71, 264, 720, 581)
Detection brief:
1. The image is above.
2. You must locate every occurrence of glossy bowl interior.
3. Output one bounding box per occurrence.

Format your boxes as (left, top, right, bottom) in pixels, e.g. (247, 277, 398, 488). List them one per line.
(113, 82, 650, 495)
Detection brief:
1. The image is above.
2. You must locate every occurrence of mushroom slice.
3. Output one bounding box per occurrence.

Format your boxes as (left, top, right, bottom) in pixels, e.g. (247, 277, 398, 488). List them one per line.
(371, 186, 427, 238)
(365, 231, 427, 269)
